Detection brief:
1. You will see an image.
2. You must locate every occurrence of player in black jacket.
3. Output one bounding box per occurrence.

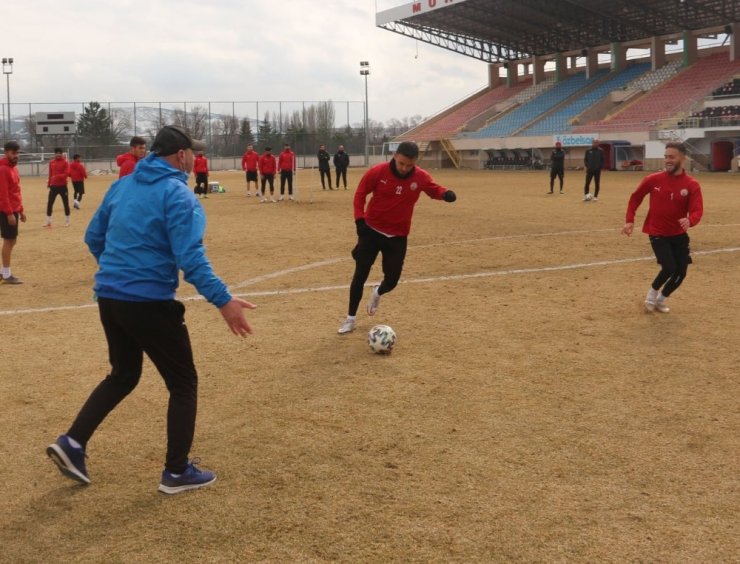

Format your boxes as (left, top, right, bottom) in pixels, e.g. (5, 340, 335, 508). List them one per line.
(334, 145, 350, 189)
(317, 144, 332, 190)
(583, 139, 605, 200)
(548, 142, 566, 194)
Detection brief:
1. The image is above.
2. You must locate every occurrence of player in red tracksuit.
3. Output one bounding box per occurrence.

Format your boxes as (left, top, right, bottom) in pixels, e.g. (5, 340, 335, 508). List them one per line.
(241, 144, 260, 197)
(116, 136, 147, 178)
(45, 148, 71, 227)
(0, 141, 26, 284)
(622, 141, 704, 313)
(277, 144, 296, 201)
(258, 147, 277, 202)
(116, 135, 146, 178)
(69, 154, 88, 209)
(193, 152, 209, 198)
(337, 141, 457, 334)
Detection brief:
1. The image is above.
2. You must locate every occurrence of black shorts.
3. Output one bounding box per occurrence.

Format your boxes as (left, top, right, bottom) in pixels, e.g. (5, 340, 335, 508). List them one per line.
(246, 170, 258, 182)
(0, 212, 19, 240)
(650, 233, 692, 268)
(72, 181, 85, 194)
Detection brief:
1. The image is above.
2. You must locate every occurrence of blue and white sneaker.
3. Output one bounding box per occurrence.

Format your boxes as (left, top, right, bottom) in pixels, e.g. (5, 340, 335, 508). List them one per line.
(158, 460, 216, 494)
(46, 435, 90, 484)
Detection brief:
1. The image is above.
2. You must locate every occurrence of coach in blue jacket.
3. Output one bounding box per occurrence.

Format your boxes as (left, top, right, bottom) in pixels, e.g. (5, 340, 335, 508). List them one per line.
(46, 125, 255, 495)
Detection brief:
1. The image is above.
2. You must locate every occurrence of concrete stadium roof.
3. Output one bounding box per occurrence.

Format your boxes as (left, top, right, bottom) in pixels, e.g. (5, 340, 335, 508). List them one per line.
(377, 0, 739, 62)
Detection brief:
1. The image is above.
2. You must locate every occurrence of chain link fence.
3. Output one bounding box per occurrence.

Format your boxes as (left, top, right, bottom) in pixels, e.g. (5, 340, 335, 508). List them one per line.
(0, 100, 395, 173)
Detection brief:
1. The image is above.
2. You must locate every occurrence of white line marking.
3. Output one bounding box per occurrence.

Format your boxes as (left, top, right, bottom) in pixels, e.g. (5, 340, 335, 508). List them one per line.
(230, 224, 740, 289)
(2, 246, 738, 317)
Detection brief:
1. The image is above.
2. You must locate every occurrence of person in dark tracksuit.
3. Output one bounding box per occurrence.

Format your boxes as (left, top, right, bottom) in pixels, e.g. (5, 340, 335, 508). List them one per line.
(334, 145, 350, 189)
(548, 142, 566, 194)
(583, 139, 605, 200)
(317, 144, 332, 190)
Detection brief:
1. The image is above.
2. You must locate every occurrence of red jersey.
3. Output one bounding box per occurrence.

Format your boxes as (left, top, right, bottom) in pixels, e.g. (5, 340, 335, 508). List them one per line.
(0, 157, 23, 214)
(278, 150, 295, 172)
(354, 161, 449, 237)
(69, 161, 87, 182)
(626, 169, 703, 236)
(258, 153, 277, 175)
(241, 150, 259, 172)
(48, 157, 70, 187)
(193, 155, 209, 174)
(116, 152, 139, 178)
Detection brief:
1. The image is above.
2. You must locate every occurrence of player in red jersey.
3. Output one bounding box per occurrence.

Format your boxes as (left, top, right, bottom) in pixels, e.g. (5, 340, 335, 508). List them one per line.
(116, 136, 147, 178)
(45, 148, 71, 228)
(0, 141, 26, 284)
(241, 144, 260, 197)
(622, 142, 704, 313)
(69, 154, 88, 209)
(337, 141, 457, 334)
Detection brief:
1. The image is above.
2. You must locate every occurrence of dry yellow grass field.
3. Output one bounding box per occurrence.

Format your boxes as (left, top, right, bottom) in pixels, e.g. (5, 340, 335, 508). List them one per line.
(1, 165, 738, 562)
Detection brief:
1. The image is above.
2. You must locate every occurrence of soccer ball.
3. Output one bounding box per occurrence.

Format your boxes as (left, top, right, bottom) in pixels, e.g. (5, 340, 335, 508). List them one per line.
(368, 324, 396, 354)
(585, 193, 593, 201)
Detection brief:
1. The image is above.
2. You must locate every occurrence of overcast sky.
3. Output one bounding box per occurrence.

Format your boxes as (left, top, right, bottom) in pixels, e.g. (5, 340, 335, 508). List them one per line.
(3, 0, 485, 125)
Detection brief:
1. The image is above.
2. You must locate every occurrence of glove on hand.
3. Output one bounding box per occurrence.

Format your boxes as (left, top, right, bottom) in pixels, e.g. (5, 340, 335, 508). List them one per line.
(443, 190, 457, 203)
(355, 218, 369, 236)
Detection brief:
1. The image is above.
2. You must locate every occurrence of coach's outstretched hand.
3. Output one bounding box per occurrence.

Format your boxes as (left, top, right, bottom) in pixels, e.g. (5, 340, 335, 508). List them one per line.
(443, 190, 457, 203)
(219, 297, 257, 337)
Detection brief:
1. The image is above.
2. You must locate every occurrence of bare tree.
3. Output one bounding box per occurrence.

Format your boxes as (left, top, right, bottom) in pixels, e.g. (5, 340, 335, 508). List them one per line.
(172, 105, 209, 140)
(212, 114, 240, 156)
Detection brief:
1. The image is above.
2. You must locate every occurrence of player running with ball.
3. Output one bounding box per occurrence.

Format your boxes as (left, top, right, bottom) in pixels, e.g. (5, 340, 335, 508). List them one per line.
(338, 141, 457, 334)
(622, 141, 703, 313)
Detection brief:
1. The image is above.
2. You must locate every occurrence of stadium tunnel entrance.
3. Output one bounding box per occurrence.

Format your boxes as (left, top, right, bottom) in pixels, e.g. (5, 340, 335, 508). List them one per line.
(710, 139, 736, 171)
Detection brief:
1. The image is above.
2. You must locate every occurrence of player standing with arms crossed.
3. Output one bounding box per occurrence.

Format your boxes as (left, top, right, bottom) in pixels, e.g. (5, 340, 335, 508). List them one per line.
(622, 142, 703, 313)
(337, 141, 457, 334)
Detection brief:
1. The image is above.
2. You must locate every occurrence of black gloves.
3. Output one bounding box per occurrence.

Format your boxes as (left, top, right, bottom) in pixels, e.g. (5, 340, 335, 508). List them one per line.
(443, 190, 457, 203)
(355, 218, 369, 236)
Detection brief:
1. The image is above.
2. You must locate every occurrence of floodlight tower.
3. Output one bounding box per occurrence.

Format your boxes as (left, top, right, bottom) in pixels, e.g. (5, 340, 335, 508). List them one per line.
(2, 58, 13, 140)
(360, 61, 370, 167)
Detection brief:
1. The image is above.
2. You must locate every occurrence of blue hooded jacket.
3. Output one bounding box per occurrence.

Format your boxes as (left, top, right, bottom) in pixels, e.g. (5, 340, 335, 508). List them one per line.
(85, 153, 231, 307)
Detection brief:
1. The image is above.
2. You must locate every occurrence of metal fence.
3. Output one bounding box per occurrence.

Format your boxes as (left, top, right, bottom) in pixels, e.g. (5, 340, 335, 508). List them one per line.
(0, 99, 370, 160)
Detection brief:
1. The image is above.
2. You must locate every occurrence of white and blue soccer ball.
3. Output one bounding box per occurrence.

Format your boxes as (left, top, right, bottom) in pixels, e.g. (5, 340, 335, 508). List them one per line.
(368, 324, 396, 354)
(585, 193, 593, 201)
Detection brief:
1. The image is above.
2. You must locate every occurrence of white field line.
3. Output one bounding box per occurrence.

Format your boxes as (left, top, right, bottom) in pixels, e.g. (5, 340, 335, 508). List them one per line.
(2, 245, 738, 317)
(230, 224, 740, 289)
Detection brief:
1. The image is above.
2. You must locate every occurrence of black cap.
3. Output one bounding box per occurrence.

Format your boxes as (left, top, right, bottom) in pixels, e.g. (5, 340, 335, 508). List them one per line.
(151, 125, 206, 156)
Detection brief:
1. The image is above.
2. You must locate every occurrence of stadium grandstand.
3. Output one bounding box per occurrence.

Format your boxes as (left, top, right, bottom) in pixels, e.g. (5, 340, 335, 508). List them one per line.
(378, 0, 740, 172)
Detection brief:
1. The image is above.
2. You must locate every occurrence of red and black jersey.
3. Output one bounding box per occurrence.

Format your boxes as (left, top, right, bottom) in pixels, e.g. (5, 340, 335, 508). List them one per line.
(0, 158, 23, 214)
(69, 161, 87, 182)
(354, 160, 449, 237)
(241, 150, 259, 172)
(626, 169, 703, 236)
(258, 153, 277, 175)
(48, 157, 70, 187)
(278, 150, 295, 172)
(116, 153, 139, 178)
(193, 155, 209, 174)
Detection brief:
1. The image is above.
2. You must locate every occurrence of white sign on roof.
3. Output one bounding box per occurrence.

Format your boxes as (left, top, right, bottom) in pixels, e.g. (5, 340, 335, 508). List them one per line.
(376, 0, 469, 26)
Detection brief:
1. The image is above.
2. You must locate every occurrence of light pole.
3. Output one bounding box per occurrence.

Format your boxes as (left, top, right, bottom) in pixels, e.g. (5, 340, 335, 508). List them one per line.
(360, 61, 370, 167)
(2, 58, 13, 140)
